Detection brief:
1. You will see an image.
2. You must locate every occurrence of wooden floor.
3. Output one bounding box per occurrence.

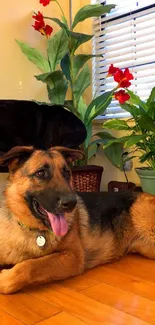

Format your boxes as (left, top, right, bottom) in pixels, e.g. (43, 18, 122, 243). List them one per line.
(1, 255, 155, 325)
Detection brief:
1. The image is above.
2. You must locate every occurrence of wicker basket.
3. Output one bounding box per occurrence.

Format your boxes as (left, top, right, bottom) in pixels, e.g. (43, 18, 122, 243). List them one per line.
(72, 165, 103, 192)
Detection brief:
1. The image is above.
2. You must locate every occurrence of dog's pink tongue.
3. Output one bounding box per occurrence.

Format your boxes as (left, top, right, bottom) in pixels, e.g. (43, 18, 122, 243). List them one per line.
(46, 211, 68, 237)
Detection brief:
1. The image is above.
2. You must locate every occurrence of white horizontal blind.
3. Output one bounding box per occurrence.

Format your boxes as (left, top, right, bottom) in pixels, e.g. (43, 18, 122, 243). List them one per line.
(93, 1, 155, 119)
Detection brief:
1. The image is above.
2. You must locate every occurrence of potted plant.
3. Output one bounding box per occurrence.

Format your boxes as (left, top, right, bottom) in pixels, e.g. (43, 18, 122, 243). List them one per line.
(16, 0, 115, 192)
(98, 64, 155, 195)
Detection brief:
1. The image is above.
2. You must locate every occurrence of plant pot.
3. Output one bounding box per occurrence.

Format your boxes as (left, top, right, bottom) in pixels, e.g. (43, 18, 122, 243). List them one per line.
(72, 165, 103, 192)
(135, 167, 155, 195)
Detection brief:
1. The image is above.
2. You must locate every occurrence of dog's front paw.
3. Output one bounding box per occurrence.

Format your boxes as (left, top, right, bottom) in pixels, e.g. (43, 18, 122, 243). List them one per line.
(0, 269, 18, 294)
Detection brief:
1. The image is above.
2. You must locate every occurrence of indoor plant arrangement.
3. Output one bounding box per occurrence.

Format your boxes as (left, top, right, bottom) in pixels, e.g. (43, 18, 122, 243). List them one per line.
(101, 64, 155, 195)
(16, 0, 116, 191)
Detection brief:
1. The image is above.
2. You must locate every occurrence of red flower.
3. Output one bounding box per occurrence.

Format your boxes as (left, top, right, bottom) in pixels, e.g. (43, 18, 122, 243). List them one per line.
(40, 0, 51, 6)
(32, 20, 45, 32)
(44, 25, 53, 37)
(32, 11, 53, 38)
(114, 68, 133, 88)
(108, 64, 119, 76)
(114, 90, 130, 104)
(32, 11, 44, 22)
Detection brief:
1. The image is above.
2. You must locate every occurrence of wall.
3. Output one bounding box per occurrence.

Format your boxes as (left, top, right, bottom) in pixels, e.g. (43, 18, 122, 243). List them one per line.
(0, 0, 69, 101)
(72, 0, 141, 191)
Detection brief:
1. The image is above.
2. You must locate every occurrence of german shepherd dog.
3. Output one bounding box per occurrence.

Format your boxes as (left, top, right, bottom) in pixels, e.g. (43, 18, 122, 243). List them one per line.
(0, 145, 154, 294)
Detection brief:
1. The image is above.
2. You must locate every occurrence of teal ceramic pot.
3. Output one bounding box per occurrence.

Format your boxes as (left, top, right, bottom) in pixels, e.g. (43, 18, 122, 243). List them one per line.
(135, 167, 155, 195)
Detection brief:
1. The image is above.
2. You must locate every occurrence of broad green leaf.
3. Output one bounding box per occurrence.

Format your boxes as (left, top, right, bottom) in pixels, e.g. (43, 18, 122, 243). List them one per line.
(127, 89, 148, 111)
(85, 122, 92, 149)
(138, 115, 155, 133)
(48, 29, 68, 71)
(88, 143, 98, 160)
(92, 131, 115, 145)
(35, 71, 63, 88)
(61, 53, 71, 81)
(16, 40, 50, 73)
(73, 54, 101, 77)
(69, 31, 93, 53)
(74, 64, 91, 104)
(84, 91, 113, 125)
(72, 4, 115, 29)
(103, 134, 146, 149)
(147, 102, 155, 120)
(120, 103, 140, 118)
(47, 78, 68, 105)
(123, 156, 137, 164)
(104, 119, 130, 130)
(147, 88, 155, 119)
(103, 135, 131, 149)
(91, 132, 123, 168)
(104, 143, 123, 169)
(36, 71, 68, 105)
(44, 17, 68, 31)
(124, 135, 147, 148)
(77, 96, 87, 121)
(147, 86, 155, 105)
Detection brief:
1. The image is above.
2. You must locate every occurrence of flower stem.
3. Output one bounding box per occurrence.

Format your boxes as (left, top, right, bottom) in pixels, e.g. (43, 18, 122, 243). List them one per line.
(55, 0, 66, 19)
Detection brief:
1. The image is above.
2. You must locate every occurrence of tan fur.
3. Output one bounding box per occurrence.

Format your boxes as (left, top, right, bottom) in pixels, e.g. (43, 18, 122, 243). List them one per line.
(0, 147, 155, 294)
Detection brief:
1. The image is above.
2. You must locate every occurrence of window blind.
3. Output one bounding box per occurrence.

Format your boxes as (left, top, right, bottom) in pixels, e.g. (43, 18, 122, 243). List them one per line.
(92, 1, 155, 119)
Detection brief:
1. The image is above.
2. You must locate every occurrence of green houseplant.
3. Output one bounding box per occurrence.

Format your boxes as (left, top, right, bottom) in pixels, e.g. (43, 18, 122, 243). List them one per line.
(16, 0, 116, 191)
(100, 64, 155, 195)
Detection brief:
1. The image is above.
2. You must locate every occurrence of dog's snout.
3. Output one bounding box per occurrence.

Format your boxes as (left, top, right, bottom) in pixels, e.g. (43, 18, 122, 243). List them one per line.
(58, 194, 77, 212)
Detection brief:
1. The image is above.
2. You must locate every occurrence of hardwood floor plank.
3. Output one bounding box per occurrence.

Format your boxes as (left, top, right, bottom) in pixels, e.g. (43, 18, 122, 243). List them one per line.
(25, 284, 151, 325)
(0, 292, 60, 325)
(0, 308, 24, 325)
(106, 255, 155, 282)
(83, 282, 155, 324)
(59, 273, 99, 291)
(37, 312, 116, 325)
(86, 266, 155, 301)
(37, 312, 88, 325)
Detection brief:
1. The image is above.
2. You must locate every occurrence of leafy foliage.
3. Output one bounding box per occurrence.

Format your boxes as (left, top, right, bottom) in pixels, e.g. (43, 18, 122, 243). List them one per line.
(103, 88, 155, 170)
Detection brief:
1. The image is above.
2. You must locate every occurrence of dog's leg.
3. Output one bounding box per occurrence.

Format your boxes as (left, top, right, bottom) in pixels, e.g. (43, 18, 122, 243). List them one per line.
(0, 249, 84, 294)
(130, 238, 155, 259)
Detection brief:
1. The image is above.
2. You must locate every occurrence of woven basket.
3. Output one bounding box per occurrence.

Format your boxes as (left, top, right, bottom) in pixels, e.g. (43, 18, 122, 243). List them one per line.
(72, 165, 103, 192)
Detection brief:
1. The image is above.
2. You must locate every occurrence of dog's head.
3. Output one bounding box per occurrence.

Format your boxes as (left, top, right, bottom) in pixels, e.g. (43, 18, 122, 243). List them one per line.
(0, 146, 84, 236)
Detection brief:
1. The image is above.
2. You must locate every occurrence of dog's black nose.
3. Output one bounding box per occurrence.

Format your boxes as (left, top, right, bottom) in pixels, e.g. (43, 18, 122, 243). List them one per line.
(58, 194, 77, 212)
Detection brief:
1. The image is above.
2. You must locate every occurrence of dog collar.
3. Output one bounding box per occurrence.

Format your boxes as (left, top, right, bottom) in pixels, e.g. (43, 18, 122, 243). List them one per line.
(17, 220, 53, 234)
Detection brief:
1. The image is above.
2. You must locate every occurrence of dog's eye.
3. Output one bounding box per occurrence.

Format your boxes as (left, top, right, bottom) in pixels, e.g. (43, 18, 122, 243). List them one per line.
(62, 166, 70, 181)
(35, 169, 47, 179)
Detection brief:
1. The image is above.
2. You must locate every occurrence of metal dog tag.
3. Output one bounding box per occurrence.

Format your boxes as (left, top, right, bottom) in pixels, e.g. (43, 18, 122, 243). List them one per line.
(36, 236, 46, 247)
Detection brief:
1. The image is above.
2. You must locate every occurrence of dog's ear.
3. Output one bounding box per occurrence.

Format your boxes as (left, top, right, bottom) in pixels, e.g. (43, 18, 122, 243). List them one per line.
(51, 146, 85, 163)
(0, 146, 34, 172)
